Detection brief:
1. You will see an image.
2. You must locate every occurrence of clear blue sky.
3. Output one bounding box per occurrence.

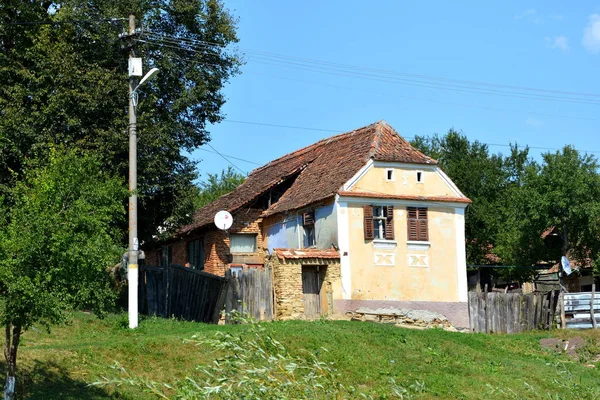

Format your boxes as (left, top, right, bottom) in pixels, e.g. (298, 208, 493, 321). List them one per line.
(190, 1, 600, 180)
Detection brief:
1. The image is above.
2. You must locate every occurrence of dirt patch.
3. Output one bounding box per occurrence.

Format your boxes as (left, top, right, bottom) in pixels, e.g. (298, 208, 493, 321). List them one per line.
(540, 337, 586, 360)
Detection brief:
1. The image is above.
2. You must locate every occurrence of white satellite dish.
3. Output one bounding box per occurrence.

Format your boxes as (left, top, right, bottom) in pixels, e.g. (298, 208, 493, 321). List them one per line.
(214, 210, 233, 231)
(561, 256, 572, 276)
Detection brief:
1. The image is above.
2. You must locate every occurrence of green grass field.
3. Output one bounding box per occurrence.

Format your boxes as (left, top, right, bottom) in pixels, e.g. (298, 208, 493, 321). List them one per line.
(6, 312, 600, 399)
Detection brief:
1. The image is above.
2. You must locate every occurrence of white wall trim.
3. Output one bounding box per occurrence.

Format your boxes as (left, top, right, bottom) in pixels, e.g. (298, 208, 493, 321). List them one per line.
(343, 159, 373, 191)
(373, 161, 437, 171)
(338, 196, 469, 209)
(454, 207, 468, 302)
(436, 167, 467, 198)
(335, 197, 352, 299)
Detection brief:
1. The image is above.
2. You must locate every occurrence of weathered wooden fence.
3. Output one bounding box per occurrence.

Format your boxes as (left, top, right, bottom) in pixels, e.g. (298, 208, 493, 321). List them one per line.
(225, 268, 273, 323)
(139, 264, 229, 323)
(469, 290, 559, 333)
(563, 287, 600, 329)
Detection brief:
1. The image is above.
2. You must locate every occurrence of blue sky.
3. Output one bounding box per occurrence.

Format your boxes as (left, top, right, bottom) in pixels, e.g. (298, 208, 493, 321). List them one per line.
(190, 1, 600, 180)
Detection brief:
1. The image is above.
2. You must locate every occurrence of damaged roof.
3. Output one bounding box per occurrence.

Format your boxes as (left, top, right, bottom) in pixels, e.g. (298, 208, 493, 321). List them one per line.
(179, 120, 436, 234)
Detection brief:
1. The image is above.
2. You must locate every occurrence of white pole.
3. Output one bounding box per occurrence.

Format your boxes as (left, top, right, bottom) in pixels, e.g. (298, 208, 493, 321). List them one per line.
(128, 14, 139, 329)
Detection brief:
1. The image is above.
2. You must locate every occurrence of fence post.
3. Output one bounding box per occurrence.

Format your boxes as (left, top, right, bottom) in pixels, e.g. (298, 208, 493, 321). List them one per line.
(560, 292, 566, 329)
(591, 283, 597, 329)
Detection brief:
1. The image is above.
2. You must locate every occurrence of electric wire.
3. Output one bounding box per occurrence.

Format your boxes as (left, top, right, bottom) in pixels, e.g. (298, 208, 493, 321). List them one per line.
(141, 31, 600, 100)
(196, 147, 261, 165)
(205, 142, 247, 175)
(139, 35, 600, 106)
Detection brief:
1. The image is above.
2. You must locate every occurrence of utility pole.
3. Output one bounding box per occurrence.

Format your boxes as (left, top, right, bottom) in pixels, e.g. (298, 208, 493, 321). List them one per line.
(128, 14, 139, 329)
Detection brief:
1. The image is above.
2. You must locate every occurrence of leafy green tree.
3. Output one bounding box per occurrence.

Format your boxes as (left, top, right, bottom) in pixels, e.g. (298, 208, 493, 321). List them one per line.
(495, 146, 600, 269)
(196, 166, 245, 209)
(412, 130, 530, 264)
(0, 0, 242, 242)
(0, 149, 126, 399)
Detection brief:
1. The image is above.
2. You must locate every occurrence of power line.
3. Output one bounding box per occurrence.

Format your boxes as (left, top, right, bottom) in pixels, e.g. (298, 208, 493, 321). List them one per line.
(196, 147, 261, 165)
(142, 31, 600, 100)
(140, 35, 600, 106)
(205, 142, 247, 175)
(142, 36, 597, 120)
(0, 18, 127, 25)
(219, 119, 600, 154)
(249, 72, 596, 122)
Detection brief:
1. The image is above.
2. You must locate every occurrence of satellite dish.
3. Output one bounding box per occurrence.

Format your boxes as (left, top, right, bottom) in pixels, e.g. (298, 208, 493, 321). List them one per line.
(214, 210, 233, 231)
(561, 256, 572, 276)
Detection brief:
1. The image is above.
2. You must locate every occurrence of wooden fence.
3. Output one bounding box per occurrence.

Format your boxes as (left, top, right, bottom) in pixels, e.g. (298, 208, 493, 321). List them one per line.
(139, 264, 229, 323)
(563, 286, 600, 329)
(224, 268, 273, 323)
(469, 290, 559, 333)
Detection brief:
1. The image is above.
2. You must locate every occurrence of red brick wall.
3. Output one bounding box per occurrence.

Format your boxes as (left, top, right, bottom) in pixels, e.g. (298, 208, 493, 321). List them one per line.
(144, 208, 266, 277)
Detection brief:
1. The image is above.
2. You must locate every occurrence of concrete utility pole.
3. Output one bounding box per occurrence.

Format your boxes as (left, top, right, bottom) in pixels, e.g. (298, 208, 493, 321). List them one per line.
(128, 14, 139, 329)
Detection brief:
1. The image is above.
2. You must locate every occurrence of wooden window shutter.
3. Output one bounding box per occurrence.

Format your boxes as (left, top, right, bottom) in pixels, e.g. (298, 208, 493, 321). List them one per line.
(363, 205, 374, 240)
(303, 211, 315, 226)
(407, 207, 418, 241)
(418, 219, 428, 241)
(384, 205, 394, 240)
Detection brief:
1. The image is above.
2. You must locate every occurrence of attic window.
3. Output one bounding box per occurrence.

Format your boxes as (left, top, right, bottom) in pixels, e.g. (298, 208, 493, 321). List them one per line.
(303, 211, 316, 248)
(386, 169, 394, 181)
(416, 171, 424, 184)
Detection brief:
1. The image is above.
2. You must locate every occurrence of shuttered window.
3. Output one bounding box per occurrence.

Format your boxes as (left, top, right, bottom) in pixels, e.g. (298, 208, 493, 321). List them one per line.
(407, 207, 428, 241)
(363, 205, 394, 240)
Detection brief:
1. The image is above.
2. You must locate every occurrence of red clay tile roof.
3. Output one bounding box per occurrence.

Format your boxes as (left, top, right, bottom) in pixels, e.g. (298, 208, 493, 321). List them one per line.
(274, 248, 340, 260)
(180, 121, 437, 233)
(338, 191, 472, 204)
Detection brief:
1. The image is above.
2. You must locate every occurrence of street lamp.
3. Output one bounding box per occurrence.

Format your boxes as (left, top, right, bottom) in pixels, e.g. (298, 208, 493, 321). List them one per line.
(128, 65, 159, 329)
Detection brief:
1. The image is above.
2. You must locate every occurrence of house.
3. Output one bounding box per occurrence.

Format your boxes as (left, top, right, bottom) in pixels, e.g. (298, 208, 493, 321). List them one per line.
(145, 121, 472, 327)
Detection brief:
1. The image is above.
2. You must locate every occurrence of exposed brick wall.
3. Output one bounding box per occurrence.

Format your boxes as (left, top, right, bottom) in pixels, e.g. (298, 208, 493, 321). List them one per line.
(270, 254, 341, 320)
(145, 208, 267, 277)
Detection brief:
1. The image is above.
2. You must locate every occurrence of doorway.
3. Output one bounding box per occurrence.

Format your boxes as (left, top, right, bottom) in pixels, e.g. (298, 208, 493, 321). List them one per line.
(302, 265, 326, 318)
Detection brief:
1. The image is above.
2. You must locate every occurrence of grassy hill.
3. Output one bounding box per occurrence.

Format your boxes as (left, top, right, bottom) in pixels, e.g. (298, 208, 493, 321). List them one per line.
(8, 312, 600, 399)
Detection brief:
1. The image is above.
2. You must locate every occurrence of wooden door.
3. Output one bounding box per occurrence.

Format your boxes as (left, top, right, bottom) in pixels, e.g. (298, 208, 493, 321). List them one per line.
(302, 266, 322, 318)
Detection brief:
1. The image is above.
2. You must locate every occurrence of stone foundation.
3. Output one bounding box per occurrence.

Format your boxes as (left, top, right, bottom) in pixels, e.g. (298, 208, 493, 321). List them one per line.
(334, 299, 469, 328)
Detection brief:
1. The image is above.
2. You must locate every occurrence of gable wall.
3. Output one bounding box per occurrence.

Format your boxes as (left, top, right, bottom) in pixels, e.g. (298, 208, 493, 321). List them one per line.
(351, 165, 459, 198)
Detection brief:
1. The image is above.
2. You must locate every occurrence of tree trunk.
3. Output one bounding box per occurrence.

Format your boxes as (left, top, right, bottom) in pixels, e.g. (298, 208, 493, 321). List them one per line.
(4, 323, 21, 400)
(561, 223, 568, 257)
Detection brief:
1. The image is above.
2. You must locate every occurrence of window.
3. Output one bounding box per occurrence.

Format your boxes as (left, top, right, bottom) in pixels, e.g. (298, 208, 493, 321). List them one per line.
(416, 171, 424, 183)
(407, 207, 428, 241)
(363, 205, 394, 240)
(187, 239, 204, 270)
(303, 211, 316, 248)
(230, 234, 257, 253)
(229, 266, 243, 277)
(386, 168, 394, 181)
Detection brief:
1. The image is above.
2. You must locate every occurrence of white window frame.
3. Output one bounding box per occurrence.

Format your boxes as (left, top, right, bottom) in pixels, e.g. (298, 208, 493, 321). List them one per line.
(372, 206, 386, 239)
(385, 168, 395, 182)
(416, 170, 424, 184)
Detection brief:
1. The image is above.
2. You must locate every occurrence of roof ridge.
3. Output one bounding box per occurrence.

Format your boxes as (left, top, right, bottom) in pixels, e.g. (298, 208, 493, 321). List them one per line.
(368, 121, 385, 159)
(248, 121, 380, 176)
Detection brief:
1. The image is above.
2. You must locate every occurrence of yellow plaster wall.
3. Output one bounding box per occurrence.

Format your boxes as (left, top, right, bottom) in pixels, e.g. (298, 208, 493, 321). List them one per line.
(352, 165, 458, 197)
(346, 203, 460, 302)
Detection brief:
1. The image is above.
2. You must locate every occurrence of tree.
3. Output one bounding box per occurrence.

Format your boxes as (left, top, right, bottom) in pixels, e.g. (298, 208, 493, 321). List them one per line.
(495, 146, 600, 269)
(412, 130, 531, 264)
(0, 149, 126, 399)
(196, 166, 246, 209)
(0, 0, 242, 243)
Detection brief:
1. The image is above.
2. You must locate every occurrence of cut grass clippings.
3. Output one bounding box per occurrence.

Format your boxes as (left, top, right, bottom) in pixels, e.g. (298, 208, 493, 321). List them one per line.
(4, 312, 600, 399)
